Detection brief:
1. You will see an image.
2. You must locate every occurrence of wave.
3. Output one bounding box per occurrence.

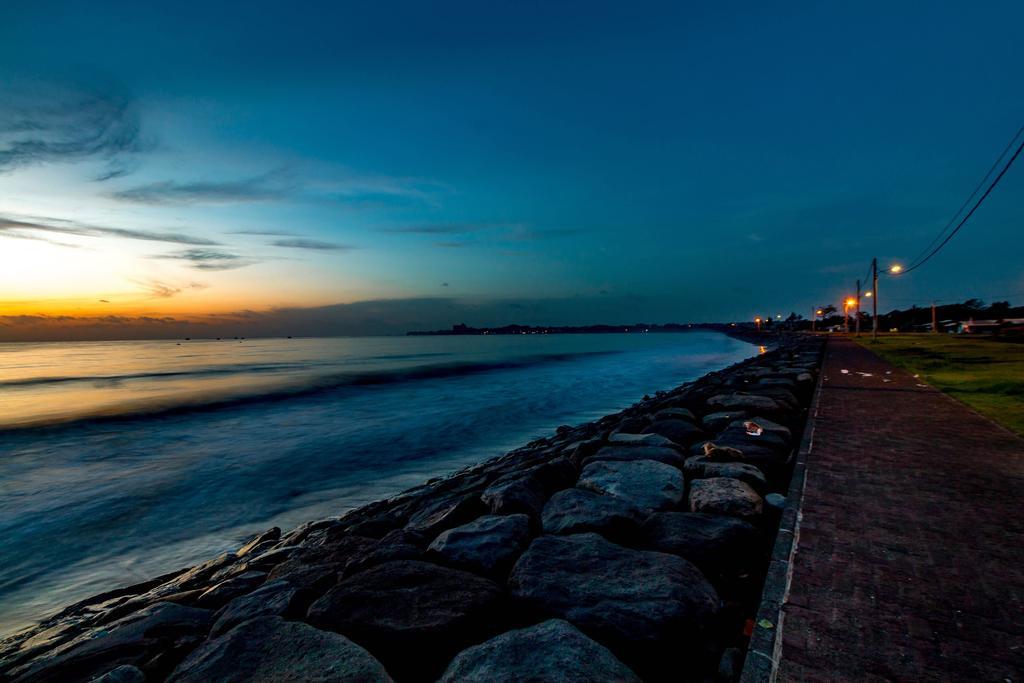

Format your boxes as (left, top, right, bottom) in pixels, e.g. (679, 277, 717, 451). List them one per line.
(0, 353, 458, 389)
(0, 349, 621, 432)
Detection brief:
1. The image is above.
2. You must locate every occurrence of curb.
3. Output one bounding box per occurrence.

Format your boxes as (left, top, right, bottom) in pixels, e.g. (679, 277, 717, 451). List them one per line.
(738, 338, 828, 682)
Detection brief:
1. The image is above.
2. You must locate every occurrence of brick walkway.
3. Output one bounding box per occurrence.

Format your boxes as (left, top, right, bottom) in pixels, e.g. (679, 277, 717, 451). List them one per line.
(777, 337, 1024, 682)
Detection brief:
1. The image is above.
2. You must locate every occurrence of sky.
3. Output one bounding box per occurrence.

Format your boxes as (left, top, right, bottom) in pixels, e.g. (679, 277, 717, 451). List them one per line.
(1, 0, 1022, 340)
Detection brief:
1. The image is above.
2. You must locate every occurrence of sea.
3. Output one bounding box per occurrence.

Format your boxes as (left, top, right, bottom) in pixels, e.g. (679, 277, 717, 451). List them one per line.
(0, 331, 755, 635)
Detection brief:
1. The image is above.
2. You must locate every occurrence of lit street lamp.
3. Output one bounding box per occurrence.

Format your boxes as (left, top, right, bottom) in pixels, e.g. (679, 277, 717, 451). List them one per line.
(870, 259, 904, 340)
(844, 297, 856, 333)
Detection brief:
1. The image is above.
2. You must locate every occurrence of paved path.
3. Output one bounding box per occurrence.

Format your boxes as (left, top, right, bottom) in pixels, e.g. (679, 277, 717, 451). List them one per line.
(777, 337, 1024, 682)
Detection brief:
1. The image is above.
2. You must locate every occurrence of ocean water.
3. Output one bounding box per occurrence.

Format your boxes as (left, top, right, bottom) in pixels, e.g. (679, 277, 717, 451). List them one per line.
(0, 332, 755, 634)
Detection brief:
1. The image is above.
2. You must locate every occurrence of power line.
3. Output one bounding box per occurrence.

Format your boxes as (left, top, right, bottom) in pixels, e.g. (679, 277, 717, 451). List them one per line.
(905, 124, 1024, 270)
(902, 127, 1024, 274)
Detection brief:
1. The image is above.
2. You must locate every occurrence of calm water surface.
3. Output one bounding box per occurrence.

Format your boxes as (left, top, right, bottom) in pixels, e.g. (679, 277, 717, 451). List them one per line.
(0, 332, 754, 634)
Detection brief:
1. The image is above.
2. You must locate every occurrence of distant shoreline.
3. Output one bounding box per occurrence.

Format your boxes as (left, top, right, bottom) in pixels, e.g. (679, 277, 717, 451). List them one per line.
(408, 322, 748, 336)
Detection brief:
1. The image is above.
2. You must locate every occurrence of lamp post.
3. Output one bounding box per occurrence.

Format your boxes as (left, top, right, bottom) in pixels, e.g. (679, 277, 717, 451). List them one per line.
(855, 279, 862, 337)
(870, 259, 903, 339)
(872, 258, 878, 340)
(844, 297, 856, 334)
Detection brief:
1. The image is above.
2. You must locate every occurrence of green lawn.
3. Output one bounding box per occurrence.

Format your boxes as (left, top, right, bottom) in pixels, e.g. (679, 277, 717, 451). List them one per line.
(856, 334, 1024, 436)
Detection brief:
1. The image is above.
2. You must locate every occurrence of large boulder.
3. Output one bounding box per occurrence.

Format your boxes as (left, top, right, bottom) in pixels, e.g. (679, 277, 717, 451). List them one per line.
(210, 579, 299, 637)
(653, 407, 697, 423)
(438, 619, 641, 683)
(426, 514, 532, 578)
(481, 476, 545, 519)
(706, 393, 783, 416)
(584, 445, 686, 470)
(577, 460, 684, 514)
(508, 533, 719, 675)
(168, 616, 391, 682)
(405, 492, 486, 537)
(716, 421, 790, 452)
(8, 603, 214, 682)
(642, 419, 705, 447)
(636, 512, 765, 575)
(541, 488, 646, 539)
(702, 411, 748, 432)
(682, 456, 768, 492)
(607, 432, 678, 449)
(688, 478, 764, 520)
(306, 560, 504, 680)
(90, 666, 145, 682)
(729, 417, 792, 444)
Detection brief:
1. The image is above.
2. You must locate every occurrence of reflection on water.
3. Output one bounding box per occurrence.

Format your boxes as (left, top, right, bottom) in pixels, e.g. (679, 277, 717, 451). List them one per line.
(0, 332, 754, 634)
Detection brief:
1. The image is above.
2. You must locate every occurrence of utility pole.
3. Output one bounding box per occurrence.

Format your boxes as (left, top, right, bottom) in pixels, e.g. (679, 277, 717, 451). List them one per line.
(855, 279, 862, 337)
(844, 300, 850, 334)
(811, 307, 816, 333)
(932, 301, 938, 334)
(871, 258, 879, 340)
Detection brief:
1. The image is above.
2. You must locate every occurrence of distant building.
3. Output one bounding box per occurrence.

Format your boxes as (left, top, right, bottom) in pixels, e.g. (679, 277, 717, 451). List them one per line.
(957, 318, 1024, 334)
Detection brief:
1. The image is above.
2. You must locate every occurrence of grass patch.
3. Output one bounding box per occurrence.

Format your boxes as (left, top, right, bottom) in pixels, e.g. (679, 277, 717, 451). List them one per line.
(856, 334, 1024, 436)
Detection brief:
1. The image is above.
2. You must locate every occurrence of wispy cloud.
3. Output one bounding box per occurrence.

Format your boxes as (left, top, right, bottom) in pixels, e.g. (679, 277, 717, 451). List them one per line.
(0, 86, 147, 178)
(229, 229, 295, 236)
(131, 279, 207, 298)
(109, 173, 290, 205)
(152, 248, 252, 271)
(385, 222, 515, 235)
(270, 238, 353, 251)
(0, 214, 218, 247)
(386, 222, 581, 246)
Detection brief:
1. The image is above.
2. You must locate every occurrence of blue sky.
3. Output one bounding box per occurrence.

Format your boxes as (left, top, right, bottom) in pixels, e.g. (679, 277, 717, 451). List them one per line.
(1, 1, 1022, 338)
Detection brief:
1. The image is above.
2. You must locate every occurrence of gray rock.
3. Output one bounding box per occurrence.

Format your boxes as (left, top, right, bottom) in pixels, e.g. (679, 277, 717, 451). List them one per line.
(235, 527, 280, 557)
(342, 532, 423, 579)
(577, 459, 684, 513)
(637, 512, 764, 575)
(508, 533, 719, 672)
(405, 492, 486, 537)
(732, 416, 792, 443)
(306, 560, 503, 680)
(584, 445, 686, 470)
(718, 420, 790, 450)
(757, 377, 796, 388)
(527, 457, 578, 494)
(613, 417, 650, 434)
(542, 487, 646, 538)
(607, 432, 677, 448)
(653, 407, 696, 423)
(683, 456, 768, 491)
(750, 386, 799, 410)
(9, 602, 214, 682)
(426, 514, 532, 578)
(642, 419, 705, 447)
(90, 665, 145, 682)
(702, 411, 748, 432)
(765, 493, 787, 510)
(210, 579, 298, 637)
(195, 570, 267, 609)
(481, 476, 545, 519)
(439, 619, 641, 683)
(688, 478, 764, 520)
(706, 393, 782, 415)
(168, 616, 391, 682)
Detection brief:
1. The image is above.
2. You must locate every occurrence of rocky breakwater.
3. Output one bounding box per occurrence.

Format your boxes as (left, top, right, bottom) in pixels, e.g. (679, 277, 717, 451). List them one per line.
(0, 335, 823, 683)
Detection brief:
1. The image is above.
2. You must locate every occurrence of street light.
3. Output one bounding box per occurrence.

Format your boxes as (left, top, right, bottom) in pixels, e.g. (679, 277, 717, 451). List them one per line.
(890, 264, 903, 274)
(843, 298, 856, 333)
